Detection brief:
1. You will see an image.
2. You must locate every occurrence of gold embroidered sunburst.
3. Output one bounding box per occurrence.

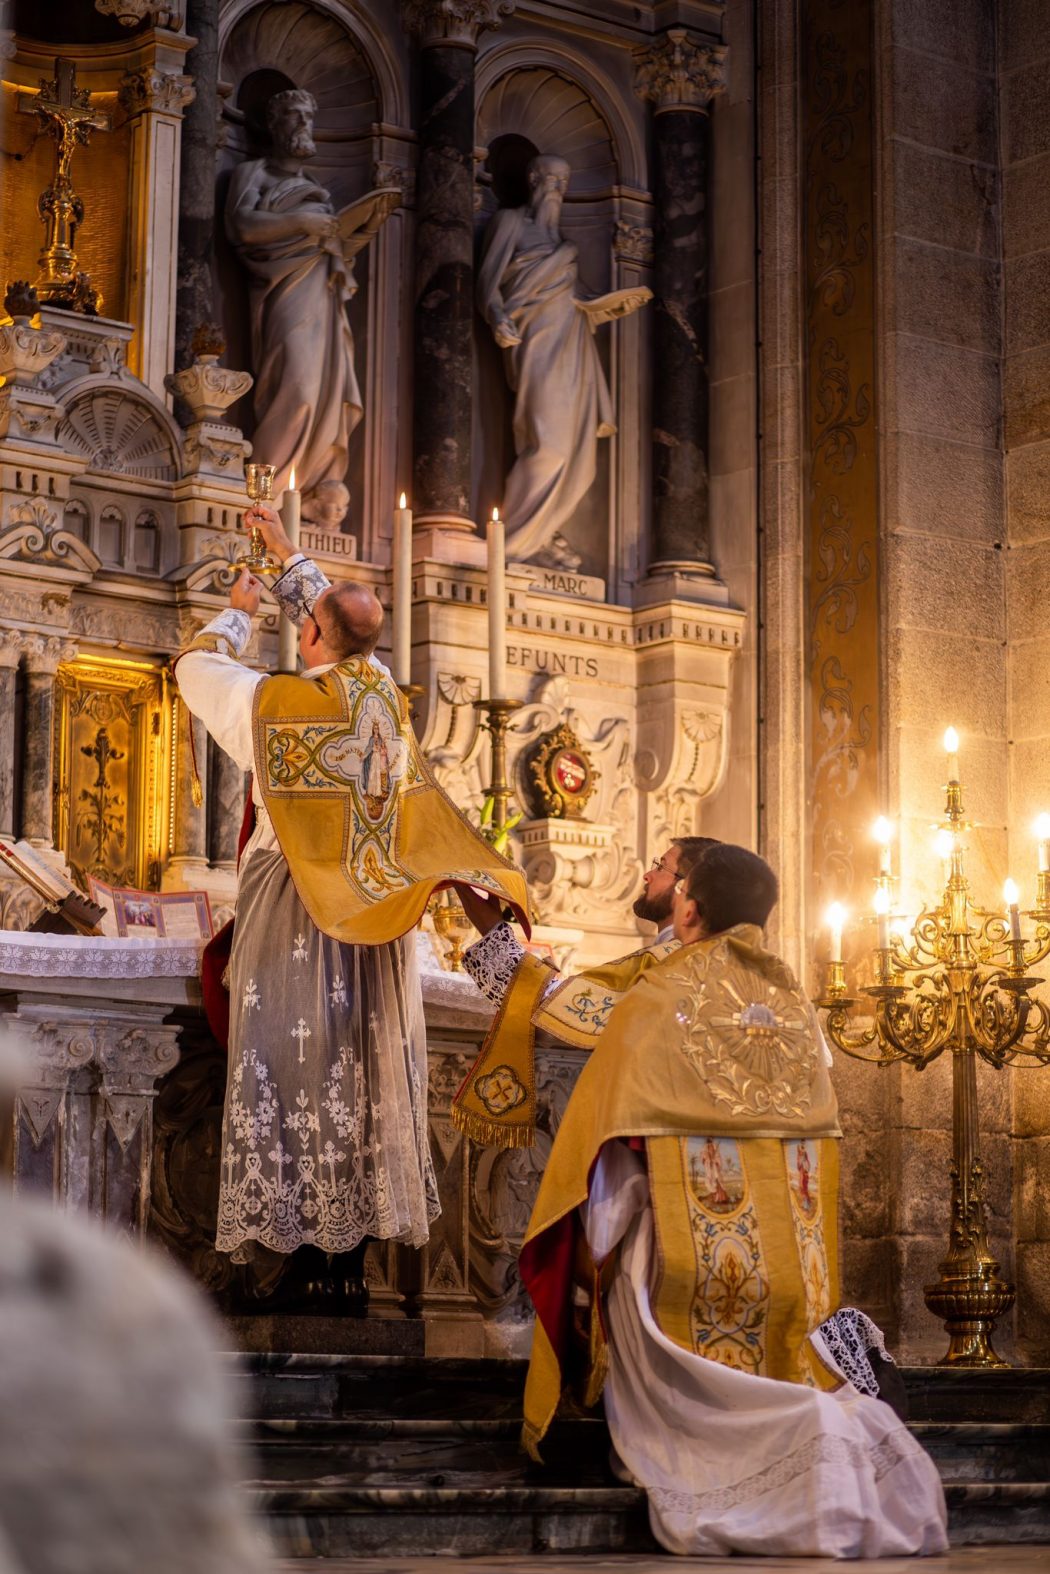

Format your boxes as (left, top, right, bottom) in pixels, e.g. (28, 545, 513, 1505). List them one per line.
(676, 944, 817, 1118)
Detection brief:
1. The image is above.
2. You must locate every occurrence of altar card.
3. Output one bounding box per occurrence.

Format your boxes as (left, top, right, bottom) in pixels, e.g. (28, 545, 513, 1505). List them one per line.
(88, 880, 214, 941)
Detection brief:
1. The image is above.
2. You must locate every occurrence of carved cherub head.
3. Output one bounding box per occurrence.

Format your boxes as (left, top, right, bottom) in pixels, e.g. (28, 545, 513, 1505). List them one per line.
(301, 479, 350, 529)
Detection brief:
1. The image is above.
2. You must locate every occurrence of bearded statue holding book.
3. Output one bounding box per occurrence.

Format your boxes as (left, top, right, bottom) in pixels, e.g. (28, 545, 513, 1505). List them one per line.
(226, 88, 399, 498)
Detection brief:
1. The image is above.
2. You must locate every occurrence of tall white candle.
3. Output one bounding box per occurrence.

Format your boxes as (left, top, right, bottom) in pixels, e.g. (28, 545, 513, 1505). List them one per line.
(1035, 813, 1050, 874)
(1004, 878, 1022, 943)
(873, 885, 890, 950)
(392, 492, 412, 686)
(943, 725, 960, 784)
(872, 816, 892, 878)
(277, 470, 302, 673)
(487, 506, 506, 700)
(825, 902, 846, 964)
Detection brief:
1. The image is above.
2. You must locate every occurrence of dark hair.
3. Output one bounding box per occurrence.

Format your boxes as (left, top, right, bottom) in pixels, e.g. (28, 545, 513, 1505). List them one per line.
(314, 583, 384, 659)
(685, 843, 778, 933)
(672, 835, 721, 879)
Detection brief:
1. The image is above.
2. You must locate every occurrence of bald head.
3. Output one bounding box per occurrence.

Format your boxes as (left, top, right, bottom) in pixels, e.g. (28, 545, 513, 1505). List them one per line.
(313, 582, 384, 662)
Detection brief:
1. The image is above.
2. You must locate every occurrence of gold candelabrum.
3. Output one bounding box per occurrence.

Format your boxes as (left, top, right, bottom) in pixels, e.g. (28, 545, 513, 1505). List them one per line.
(239, 464, 282, 576)
(472, 698, 522, 835)
(28, 58, 110, 315)
(818, 736, 1050, 1369)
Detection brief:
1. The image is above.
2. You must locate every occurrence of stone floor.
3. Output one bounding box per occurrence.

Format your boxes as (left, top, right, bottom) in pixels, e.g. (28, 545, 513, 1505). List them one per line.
(276, 1549, 1050, 1572)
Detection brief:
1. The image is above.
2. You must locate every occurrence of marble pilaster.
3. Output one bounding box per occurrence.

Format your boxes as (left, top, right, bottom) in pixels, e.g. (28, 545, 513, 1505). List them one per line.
(207, 734, 244, 870)
(118, 33, 195, 398)
(174, 0, 220, 385)
(407, 2, 512, 537)
(167, 698, 209, 886)
(20, 635, 75, 849)
(635, 32, 727, 572)
(0, 629, 21, 840)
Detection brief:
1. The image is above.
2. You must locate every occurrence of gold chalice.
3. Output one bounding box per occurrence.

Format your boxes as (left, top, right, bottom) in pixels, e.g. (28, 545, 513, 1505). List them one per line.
(237, 462, 281, 575)
(430, 890, 474, 972)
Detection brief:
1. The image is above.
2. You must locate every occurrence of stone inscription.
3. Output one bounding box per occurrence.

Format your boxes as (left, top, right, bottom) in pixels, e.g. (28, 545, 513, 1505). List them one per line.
(507, 646, 600, 679)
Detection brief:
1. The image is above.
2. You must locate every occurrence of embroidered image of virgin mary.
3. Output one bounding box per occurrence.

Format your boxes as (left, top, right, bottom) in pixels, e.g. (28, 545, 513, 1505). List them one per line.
(361, 718, 391, 821)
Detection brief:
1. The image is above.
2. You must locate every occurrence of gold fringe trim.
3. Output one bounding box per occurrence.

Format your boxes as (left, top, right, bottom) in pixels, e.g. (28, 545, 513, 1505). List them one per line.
(520, 1419, 545, 1464)
(449, 1103, 534, 1150)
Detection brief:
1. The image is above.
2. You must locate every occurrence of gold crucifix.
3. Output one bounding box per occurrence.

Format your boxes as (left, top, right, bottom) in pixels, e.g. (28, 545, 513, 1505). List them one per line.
(27, 57, 110, 315)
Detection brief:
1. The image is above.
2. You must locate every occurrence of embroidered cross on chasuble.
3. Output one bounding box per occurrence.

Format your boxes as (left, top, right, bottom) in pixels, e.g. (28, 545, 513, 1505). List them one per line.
(251, 657, 529, 944)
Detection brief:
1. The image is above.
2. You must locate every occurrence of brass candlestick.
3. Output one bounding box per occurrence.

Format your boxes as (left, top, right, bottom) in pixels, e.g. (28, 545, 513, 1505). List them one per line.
(472, 698, 522, 835)
(238, 463, 281, 575)
(818, 765, 1050, 1369)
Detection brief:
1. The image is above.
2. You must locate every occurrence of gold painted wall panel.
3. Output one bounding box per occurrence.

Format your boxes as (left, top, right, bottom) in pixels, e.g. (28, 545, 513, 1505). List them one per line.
(53, 657, 173, 892)
(801, 0, 880, 915)
(0, 84, 129, 321)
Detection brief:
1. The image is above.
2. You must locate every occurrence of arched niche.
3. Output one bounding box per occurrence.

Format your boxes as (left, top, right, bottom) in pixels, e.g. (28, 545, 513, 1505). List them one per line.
(473, 64, 621, 577)
(216, 0, 391, 525)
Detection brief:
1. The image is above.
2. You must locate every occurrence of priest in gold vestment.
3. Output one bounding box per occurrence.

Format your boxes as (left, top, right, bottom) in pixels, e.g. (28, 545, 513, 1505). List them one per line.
(460, 844, 947, 1557)
(174, 504, 528, 1311)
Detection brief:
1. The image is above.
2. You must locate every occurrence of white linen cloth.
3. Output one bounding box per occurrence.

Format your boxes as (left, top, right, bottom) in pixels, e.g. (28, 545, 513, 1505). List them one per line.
(583, 1141, 949, 1558)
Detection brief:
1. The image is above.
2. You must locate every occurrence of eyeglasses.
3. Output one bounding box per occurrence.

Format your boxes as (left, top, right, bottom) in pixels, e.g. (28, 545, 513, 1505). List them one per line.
(649, 856, 683, 883)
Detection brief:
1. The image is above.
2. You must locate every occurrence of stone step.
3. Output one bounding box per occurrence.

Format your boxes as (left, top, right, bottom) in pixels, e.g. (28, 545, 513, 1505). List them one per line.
(248, 1483, 651, 1559)
(914, 1424, 1050, 1483)
(941, 1484, 1050, 1546)
(903, 1368, 1050, 1425)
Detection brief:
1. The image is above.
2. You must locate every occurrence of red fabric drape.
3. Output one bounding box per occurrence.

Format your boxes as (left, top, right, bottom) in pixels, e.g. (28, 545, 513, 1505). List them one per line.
(199, 784, 256, 1050)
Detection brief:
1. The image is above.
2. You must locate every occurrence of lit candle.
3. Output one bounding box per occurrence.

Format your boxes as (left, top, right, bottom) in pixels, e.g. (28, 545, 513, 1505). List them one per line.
(1004, 878, 1022, 943)
(873, 885, 890, 950)
(487, 506, 506, 700)
(277, 467, 302, 674)
(826, 902, 846, 964)
(1035, 813, 1050, 874)
(392, 491, 412, 686)
(872, 816, 893, 877)
(943, 726, 960, 784)
(934, 828, 954, 865)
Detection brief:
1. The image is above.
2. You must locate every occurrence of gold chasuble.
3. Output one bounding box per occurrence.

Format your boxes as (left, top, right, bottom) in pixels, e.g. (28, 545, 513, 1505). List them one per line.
(251, 657, 529, 944)
(514, 925, 843, 1456)
(452, 935, 678, 1147)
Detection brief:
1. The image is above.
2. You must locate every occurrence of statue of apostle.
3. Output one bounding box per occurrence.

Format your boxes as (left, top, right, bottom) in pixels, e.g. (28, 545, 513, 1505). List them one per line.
(225, 88, 399, 497)
(477, 154, 651, 567)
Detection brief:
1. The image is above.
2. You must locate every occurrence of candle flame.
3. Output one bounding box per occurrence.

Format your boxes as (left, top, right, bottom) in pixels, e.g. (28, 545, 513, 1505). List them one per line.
(872, 816, 892, 845)
(873, 886, 890, 915)
(1004, 877, 1020, 907)
(934, 828, 955, 860)
(1035, 813, 1050, 839)
(399, 492, 407, 510)
(943, 726, 959, 754)
(492, 506, 500, 523)
(825, 902, 846, 929)
(289, 466, 296, 490)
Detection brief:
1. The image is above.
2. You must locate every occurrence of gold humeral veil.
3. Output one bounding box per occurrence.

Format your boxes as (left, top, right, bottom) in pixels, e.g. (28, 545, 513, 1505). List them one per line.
(510, 926, 843, 1454)
(251, 656, 529, 944)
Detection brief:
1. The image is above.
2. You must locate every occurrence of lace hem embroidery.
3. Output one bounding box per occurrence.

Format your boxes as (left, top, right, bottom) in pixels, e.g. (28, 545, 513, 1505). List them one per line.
(649, 1425, 919, 1517)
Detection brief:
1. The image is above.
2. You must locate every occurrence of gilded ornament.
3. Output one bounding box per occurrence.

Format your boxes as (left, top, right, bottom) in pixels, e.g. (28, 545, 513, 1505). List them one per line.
(633, 30, 728, 114)
(28, 59, 110, 315)
(526, 722, 598, 820)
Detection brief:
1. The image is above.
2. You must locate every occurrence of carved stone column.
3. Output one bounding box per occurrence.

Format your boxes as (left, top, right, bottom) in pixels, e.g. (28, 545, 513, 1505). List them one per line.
(118, 40, 195, 398)
(174, 0, 220, 383)
(20, 635, 75, 849)
(0, 629, 21, 839)
(405, 1, 513, 539)
(635, 31, 727, 572)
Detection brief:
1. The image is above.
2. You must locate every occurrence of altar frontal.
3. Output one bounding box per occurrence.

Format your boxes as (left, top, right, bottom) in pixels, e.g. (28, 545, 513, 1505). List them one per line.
(253, 656, 529, 945)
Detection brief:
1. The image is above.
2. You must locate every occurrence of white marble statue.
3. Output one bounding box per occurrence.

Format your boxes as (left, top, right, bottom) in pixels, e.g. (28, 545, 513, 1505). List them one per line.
(478, 154, 651, 567)
(226, 89, 399, 498)
(302, 478, 350, 529)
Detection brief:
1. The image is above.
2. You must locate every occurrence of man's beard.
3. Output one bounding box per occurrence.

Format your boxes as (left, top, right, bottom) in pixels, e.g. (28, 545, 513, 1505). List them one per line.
(633, 888, 673, 926)
(532, 192, 563, 233)
(283, 130, 316, 158)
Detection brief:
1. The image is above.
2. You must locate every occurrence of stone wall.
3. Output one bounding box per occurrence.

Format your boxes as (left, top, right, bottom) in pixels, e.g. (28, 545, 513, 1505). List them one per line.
(1002, 0, 1050, 1365)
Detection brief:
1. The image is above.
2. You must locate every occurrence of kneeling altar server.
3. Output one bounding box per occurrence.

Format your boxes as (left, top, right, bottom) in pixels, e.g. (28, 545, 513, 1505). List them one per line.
(175, 503, 528, 1310)
(462, 843, 947, 1557)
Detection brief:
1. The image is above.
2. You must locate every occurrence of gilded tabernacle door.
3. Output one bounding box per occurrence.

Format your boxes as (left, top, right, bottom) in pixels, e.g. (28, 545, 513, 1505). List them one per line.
(52, 657, 174, 892)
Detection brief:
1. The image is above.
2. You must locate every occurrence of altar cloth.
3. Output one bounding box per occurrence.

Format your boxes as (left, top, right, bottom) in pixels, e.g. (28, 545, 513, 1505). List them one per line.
(0, 932, 203, 980)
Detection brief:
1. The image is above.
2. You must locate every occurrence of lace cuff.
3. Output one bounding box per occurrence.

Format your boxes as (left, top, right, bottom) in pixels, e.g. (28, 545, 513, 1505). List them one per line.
(182, 607, 251, 659)
(271, 554, 331, 628)
(814, 1307, 894, 1397)
(463, 921, 526, 1003)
